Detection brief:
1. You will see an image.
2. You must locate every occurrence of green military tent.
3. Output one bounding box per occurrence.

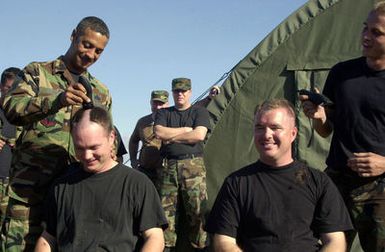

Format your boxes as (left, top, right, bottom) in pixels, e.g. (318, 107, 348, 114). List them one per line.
(201, 0, 378, 251)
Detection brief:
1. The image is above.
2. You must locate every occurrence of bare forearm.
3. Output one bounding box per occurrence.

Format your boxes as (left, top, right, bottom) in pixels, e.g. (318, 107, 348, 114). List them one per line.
(170, 130, 205, 144)
(320, 242, 346, 252)
(141, 228, 164, 252)
(313, 117, 333, 138)
(34, 233, 55, 252)
(319, 232, 346, 252)
(214, 240, 242, 252)
(213, 234, 242, 252)
(141, 237, 164, 252)
(154, 125, 192, 141)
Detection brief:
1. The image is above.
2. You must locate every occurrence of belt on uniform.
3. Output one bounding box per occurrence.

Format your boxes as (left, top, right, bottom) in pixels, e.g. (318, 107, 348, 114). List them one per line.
(165, 153, 203, 160)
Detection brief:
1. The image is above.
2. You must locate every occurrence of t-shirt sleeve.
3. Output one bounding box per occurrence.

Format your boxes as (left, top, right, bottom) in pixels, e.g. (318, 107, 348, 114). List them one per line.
(206, 177, 240, 238)
(322, 63, 340, 103)
(42, 185, 58, 237)
(311, 174, 353, 235)
(154, 108, 167, 127)
(133, 174, 168, 232)
(194, 107, 211, 131)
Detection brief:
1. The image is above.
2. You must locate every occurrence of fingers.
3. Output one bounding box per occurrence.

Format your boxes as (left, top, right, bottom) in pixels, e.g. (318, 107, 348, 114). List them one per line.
(60, 83, 91, 106)
(298, 94, 309, 102)
(302, 101, 319, 118)
(348, 152, 385, 177)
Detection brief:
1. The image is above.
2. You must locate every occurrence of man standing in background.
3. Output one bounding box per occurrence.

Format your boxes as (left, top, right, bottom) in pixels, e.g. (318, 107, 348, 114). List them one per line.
(0, 67, 21, 226)
(0, 67, 21, 180)
(129, 90, 169, 188)
(155, 78, 210, 251)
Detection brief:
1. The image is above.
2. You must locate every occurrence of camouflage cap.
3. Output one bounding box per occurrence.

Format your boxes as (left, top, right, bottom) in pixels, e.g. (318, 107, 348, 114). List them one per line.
(172, 77, 191, 91)
(151, 90, 169, 103)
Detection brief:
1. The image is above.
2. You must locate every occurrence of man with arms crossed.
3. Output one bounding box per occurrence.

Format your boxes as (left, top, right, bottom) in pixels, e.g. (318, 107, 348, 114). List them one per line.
(301, 2, 385, 251)
(155, 78, 210, 251)
(206, 99, 352, 252)
(35, 107, 167, 252)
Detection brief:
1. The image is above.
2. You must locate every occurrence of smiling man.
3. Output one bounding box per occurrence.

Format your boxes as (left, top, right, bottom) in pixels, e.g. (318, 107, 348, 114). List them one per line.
(0, 16, 112, 251)
(206, 99, 352, 252)
(300, 2, 385, 251)
(35, 107, 167, 252)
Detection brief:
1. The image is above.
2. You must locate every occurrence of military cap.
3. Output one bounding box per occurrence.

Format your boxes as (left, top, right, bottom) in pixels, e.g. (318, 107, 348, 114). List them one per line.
(151, 90, 169, 103)
(172, 77, 191, 91)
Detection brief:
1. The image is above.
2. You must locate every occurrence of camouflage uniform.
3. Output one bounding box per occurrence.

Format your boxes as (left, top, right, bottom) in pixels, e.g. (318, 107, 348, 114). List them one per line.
(129, 114, 163, 187)
(0, 109, 22, 231)
(155, 78, 210, 249)
(161, 157, 208, 248)
(326, 168, 385, 252)
(0, 56, 112, 251)
(129, 90, 168, 189)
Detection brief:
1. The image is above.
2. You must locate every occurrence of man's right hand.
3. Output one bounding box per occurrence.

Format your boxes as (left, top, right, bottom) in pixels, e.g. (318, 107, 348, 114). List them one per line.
(299, 88, 327, 123)
(299, 87, 333, 138)
(60, 83, 91, 107)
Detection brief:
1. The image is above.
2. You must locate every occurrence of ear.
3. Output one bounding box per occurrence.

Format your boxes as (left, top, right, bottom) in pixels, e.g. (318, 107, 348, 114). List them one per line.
(291, 126, 298, 142)
(70, 29, 77, 42)
(109, 129, 116, 145)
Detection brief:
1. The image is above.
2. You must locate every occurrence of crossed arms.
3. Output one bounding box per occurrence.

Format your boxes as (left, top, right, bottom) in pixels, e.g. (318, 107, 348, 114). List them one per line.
(154, 125, 207, 144)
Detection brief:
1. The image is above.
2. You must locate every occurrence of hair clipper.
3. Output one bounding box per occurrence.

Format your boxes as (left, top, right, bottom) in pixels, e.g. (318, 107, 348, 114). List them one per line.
(78, 76, 94, 109)
(298, 89, 333, 106)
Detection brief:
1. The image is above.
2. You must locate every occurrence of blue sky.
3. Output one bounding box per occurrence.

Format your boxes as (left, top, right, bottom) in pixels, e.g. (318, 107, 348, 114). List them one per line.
(1, 0, 307, 144)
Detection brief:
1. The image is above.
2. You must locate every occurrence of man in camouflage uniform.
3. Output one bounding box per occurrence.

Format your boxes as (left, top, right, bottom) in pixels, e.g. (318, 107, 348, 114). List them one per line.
(0, 67, 21, 223)
(129, 90, 169, 188)
(155, 78, 210, 251)
(301, 2, 385, 251)
(0, 16, 112, 251)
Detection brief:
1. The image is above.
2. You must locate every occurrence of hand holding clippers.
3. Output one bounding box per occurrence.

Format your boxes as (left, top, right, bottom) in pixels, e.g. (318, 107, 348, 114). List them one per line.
(298, 89, 333, 106)
(78, 76, 94, 109)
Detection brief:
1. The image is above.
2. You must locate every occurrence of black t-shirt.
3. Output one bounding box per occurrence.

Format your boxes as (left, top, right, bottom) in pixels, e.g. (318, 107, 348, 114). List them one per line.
(155, 105, 210, 157)
(323, 57, 385, 183)
(0, 108, 16, 177)
(44, 163, 168, 252)
(206, 161, 352, 252)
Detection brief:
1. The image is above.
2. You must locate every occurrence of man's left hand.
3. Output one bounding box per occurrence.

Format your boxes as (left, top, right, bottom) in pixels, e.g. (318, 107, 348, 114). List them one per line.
(348, 152, 385, 177)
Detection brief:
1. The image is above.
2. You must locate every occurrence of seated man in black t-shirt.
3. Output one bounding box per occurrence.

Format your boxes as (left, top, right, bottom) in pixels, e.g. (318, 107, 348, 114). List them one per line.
(206, 99, 353, 252)
(34, 107, 168, 252)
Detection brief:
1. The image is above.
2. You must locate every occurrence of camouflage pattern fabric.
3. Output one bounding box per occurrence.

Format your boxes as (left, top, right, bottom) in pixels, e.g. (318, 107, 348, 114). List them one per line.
(160, 156, 208, 249)
(0, 56, 112, 251)
(0, 179, 8, 225)
(326, 167, 385, 252)
(171, 78, 191, 91)
(131, 114, 163, 187)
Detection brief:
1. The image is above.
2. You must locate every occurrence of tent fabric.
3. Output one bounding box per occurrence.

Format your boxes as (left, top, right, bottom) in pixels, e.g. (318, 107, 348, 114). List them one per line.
(203, 1, 377, 251)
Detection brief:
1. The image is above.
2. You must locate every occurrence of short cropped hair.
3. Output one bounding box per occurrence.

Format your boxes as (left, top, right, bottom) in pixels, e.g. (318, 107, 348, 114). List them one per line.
(75, 16, 110, 39)
(254, 99, 296, 124)
(71, 107, 113, 134)
(374, 1, 385, 15)
(1, 67, 21, 86)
